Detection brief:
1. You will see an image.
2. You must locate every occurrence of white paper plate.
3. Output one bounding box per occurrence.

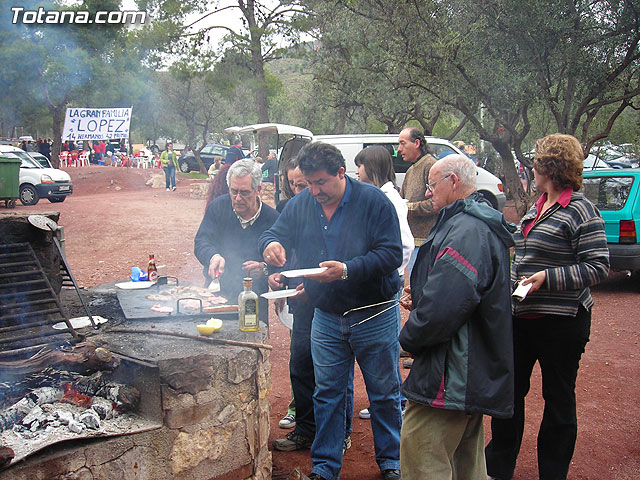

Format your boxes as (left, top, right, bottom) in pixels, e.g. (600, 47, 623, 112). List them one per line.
(115, 281, 156, 290)
(280, 267, 327, 278)
(53, 316, 109, 330)
(277, 303, 294, 330)
(261, 289, 301, 300)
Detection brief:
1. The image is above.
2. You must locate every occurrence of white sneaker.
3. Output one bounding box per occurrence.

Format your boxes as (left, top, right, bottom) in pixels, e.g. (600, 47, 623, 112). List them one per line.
(172, 186, 176, 191)
(279, 414, 296, 429)
(166, 188, 170, 191)
(359, 408, 370, 419)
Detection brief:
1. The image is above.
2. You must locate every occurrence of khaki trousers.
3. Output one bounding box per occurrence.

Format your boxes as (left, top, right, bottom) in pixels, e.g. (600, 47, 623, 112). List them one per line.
(400, 401, 487, 480)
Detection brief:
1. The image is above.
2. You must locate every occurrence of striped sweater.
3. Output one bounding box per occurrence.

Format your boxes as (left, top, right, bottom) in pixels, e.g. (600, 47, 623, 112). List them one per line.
(512, 191, 609, 317)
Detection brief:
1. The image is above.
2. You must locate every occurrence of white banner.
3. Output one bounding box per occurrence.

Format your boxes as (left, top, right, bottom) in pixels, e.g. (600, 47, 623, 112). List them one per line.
(62, 107, 132, 141)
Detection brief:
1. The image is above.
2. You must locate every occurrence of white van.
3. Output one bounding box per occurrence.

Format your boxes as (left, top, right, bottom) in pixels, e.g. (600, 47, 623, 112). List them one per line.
(313, 134, 506, 211)
(0, 145, 73, 206)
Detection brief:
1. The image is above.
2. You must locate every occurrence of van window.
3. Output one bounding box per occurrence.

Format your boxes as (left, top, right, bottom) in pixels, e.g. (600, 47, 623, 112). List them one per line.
(363, 142, 410, 174)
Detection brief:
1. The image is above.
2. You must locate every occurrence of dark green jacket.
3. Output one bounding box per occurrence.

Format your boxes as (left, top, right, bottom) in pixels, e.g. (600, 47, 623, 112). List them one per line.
(400, 193, 516, 418)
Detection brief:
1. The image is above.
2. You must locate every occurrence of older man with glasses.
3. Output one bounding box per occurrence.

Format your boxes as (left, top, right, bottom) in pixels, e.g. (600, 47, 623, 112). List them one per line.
(399, 154, 515, 480)
(194, 159, 279, 325)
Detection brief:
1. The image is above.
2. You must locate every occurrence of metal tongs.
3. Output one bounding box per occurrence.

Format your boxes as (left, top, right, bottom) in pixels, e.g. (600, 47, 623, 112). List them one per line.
(347, 294, 409, 329)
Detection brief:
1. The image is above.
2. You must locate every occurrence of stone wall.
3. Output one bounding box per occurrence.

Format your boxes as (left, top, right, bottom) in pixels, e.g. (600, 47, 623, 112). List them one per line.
(2, 331, 272, 480)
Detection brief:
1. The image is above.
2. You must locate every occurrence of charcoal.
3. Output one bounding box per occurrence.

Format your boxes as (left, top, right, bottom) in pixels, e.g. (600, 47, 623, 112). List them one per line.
(91, 397, 113, 420)
(67, 419, 84, 434)
(56, 410, 75, 426)
(22, 405, 44, 426)
(79, 410, 101, 430)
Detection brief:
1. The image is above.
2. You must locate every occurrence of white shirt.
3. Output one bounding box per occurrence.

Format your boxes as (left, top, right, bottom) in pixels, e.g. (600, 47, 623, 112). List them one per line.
(381, 182, 414, 276)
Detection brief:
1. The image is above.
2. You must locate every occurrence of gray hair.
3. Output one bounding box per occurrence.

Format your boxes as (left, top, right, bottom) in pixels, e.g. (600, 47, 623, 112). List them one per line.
(227, 159, 262, 190)
(437, 154, 477, 189)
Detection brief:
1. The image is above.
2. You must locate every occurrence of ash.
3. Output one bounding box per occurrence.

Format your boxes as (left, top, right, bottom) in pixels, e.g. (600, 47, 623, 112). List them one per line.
(1, 398, 158, 467)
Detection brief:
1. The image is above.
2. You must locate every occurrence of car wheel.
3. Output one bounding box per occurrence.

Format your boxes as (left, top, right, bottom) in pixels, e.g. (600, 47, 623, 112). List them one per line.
(19, 184, 40, 206)
(179, 161, 190, 173)
(49, 197, 66, 203)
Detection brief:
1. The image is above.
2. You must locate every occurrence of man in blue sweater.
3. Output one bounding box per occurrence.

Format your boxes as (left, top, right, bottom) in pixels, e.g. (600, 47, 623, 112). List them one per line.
(259, 142, 403, 480)
(194, 159, 278, 324)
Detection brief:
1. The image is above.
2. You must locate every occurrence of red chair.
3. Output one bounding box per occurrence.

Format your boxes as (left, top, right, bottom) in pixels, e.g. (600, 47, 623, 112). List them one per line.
(70, 150, 79, 167)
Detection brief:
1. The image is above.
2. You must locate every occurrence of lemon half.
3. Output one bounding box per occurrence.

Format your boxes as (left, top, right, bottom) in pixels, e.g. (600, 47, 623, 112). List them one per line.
(206, 318, 223, 330)
(196, 324, 215, 335)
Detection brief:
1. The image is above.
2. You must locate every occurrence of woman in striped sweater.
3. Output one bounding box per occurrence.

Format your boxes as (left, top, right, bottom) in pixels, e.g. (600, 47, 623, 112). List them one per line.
(485, 134, 610, 480)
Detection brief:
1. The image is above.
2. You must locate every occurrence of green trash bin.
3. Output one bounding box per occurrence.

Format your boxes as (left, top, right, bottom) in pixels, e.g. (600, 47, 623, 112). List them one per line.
(0, 155, 21, 208)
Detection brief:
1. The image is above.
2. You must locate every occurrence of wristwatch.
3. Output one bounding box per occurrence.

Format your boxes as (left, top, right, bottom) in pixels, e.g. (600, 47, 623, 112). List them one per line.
(341, 262, 348, 281)
(262, 262, 269, 276)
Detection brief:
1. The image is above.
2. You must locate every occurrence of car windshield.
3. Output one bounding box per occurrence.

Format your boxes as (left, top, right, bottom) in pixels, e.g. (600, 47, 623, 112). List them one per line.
(582, 176, 634, 211)
(4, 151, 43, 168)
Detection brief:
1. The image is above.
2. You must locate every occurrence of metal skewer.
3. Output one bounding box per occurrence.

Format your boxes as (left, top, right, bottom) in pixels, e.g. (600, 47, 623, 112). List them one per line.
(342, 294, 409, 316)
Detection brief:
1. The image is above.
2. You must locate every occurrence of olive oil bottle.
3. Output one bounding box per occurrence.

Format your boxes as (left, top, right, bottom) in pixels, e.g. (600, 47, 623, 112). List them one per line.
(238, 277, 259, 331)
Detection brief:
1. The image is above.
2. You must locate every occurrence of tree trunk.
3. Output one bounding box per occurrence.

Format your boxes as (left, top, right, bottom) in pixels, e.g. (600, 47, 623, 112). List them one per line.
(492, 141, 532, 217)
(49, 104, 65, 169)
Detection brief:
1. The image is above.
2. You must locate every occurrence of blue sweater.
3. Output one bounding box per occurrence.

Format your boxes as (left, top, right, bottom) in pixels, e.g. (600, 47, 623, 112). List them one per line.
(258, 176, 402, 315)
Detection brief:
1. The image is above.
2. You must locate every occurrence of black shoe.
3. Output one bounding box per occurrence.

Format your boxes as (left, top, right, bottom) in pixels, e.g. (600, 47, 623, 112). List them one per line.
(382, 469, 401, 480)
(307, 474, 326, 480)
(272, 430, 314, 451)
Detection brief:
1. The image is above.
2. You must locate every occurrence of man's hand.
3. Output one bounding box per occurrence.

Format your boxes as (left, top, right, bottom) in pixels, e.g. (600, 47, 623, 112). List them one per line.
(208, 254, 225, 279)
(521, 271, 546, 293)
(263, 242, 287, 267)
(306, 261, 344, 283)
(242, 261, 264, 280)
(400, 286, 412, 311)
(268, 272, 285, 290)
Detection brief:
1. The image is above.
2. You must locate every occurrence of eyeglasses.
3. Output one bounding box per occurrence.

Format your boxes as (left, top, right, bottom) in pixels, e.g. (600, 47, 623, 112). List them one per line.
(229, 188, 255, 198)
(426, 174, 451, 192)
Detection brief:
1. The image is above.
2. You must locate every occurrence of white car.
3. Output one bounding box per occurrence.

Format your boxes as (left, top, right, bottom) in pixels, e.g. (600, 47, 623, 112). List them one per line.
(314, 134, 506, 211)
(0, 145, 73, 205)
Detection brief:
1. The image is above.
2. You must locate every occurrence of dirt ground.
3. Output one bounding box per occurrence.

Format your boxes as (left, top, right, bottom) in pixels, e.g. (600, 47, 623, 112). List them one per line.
(6, 165, 639, 480)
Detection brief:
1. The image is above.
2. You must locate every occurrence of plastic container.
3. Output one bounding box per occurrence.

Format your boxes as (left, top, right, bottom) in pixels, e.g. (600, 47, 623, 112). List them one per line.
(0, 156, 20, 208)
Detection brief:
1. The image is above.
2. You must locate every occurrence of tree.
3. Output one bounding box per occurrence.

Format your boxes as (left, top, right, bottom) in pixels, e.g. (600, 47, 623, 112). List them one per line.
(332, 0, 640, 216)
(178, 0, 306, 155)
(0, 0, 154, 166)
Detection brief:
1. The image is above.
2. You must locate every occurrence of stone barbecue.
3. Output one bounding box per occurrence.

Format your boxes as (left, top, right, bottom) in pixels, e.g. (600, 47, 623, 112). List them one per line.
(0, 213, 273, 480)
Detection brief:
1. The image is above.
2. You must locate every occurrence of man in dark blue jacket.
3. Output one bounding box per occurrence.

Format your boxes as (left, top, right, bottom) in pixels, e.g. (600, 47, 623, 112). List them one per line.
(399, 155, 515, 480)
(259, 142, 403, 480)
(194, 159, 278, 324)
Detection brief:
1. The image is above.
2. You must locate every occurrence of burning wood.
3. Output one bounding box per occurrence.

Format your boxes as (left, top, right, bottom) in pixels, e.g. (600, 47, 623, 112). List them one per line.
(0, 446, 14, 468)
(61, 383, 91, 408)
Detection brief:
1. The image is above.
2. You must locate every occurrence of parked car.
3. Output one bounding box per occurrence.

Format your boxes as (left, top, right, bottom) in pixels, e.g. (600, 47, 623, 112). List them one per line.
(28, 151, 53, 168)
(314, 134, 506, 210)
(588, 146, 639, 169)
(0, 145, 73, 205)
(581, 168, 640, 273)
(583, 154, 632, 170)
(178, 144, 230, 173)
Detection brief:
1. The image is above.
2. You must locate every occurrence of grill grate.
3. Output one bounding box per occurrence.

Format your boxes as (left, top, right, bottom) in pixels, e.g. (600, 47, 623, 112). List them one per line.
(0, 243, 82, 358)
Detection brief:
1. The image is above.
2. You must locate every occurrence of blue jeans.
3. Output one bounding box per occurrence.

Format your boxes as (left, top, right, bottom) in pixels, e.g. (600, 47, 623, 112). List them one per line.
(290, 303, 353, 439)
(310, 307, 402, 480)
(163, 165, 176, 189)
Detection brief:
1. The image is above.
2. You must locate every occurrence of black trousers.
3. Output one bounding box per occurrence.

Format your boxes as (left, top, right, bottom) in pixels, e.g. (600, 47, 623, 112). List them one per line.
(485, 306, 591, 480)
(289, 304, 316, 438)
